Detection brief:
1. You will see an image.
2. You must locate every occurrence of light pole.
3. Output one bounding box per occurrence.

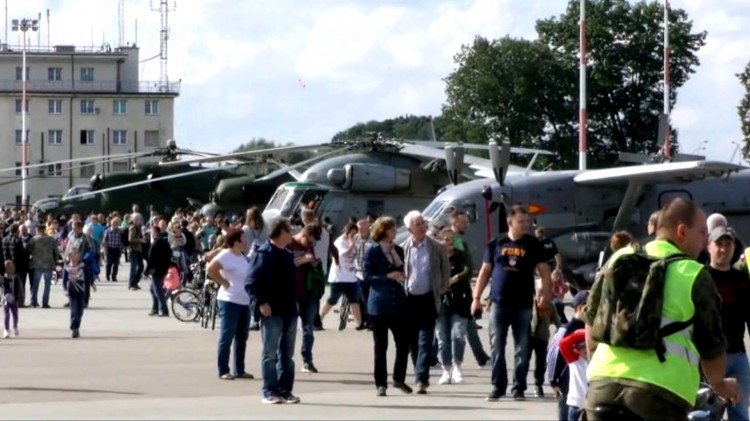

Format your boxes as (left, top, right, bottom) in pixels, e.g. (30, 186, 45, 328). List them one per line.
(11, 18, 38, 210)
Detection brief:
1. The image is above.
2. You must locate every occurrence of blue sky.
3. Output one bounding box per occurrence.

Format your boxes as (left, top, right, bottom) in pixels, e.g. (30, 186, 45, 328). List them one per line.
(13, 0, 750, 165)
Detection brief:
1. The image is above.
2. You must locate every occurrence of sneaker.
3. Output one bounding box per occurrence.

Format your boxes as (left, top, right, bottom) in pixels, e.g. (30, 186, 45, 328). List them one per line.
(282, 394, 300, 404)
(261, 395, 282, 404)
(416, 382, 428, 394)
(13, 328, 18, 337)
(376, 386, 386, 397)
(438, 369, 452, 385)
(535, 385, 544, 398)
(513, 391, 526, 401)
(72, 329, 80, 338)
(302, 363, 318, 373)
(3, 330, 9, 339)
(486, 390, 504, 402)
(451, 365, 464, 384)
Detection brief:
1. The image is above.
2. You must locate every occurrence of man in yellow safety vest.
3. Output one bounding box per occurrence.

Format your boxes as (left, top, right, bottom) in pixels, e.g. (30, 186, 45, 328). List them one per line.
(584, 197, 740, 420)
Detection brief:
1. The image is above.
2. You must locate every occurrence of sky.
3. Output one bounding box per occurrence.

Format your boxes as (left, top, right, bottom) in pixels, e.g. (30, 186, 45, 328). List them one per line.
(9, 0, 750, 166)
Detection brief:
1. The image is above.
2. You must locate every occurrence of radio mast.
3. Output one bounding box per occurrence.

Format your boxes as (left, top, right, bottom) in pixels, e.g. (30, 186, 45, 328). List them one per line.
(118, 0, 125, 47)
(151, 0, 176, 91)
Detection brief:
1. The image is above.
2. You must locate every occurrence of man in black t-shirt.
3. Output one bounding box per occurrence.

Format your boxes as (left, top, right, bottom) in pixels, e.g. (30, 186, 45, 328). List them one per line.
(471, 205, 552, 402)
(535, 226, 562, 272)
(707, 226, 750, 420)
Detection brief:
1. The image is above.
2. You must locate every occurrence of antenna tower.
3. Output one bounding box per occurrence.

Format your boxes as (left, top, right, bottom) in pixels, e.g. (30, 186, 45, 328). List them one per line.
(118, 0, 124, 47)
(151, 0, 175, 91)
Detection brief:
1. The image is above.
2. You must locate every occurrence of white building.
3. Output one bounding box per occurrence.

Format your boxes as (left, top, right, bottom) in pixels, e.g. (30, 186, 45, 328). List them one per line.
(0, 43, 178, 207)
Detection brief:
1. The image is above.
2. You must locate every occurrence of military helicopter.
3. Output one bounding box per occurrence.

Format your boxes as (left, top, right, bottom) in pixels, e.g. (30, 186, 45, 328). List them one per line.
(411, 136, 748, 291)
(28, 140, 291, 216)
(260, 134, 554, 232)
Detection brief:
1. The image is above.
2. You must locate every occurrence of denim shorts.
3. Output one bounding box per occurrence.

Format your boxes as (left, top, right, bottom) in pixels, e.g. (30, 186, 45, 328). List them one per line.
(327, 282, 362, 306)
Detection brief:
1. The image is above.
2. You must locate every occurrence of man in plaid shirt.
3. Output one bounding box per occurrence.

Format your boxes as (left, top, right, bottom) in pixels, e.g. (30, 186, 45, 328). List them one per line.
(103, 217, 123, 282)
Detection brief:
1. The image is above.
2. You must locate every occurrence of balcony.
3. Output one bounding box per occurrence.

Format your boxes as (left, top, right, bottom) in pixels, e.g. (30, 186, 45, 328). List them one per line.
(0, 80, 180, 94)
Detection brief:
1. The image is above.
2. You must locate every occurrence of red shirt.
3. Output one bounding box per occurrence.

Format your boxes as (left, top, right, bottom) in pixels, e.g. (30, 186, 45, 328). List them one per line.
(288, 239, 314, 296)
(560, 329, 587, 364)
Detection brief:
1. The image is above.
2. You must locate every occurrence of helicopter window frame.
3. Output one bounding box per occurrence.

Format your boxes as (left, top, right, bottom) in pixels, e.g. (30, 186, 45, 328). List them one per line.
(422, 200, 449, 223)
(266, 187, 290, 213)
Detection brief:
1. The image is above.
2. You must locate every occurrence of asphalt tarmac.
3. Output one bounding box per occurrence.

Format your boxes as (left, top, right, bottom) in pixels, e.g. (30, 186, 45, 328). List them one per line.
(0, 278, 559, 420)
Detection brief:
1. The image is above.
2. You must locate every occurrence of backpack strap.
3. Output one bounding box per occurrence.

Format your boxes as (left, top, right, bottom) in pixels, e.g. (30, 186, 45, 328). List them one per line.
(653, 252, 692, 363)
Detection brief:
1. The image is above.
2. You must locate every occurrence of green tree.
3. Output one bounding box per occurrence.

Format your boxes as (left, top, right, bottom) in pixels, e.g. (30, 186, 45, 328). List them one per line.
(737, 61, 750, 160)
(442, 0, 707, 168)
(332, 115, 444, 141)
(232, 137, 313, 165)
(441, 36, 577, 166)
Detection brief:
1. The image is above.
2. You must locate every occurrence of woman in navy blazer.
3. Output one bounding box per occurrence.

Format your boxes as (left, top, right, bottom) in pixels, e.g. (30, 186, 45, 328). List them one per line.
(363, 216, 412, 397)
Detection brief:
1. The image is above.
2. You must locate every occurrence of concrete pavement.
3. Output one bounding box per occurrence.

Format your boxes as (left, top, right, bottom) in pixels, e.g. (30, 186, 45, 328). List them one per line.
(0, 279, 560, 420)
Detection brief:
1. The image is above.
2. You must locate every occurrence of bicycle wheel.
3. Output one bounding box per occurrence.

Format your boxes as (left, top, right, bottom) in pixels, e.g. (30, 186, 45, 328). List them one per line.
(171, 289, 201, 323)
(210, 292, 218, 331)
(338, 295, 350, 331)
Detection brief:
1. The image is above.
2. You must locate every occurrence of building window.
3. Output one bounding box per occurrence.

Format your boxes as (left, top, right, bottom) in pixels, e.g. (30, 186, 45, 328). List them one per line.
(48, 99, 62, 114)
(112, 161, 129, 172)
(47, 163, 62, 176)
(80, 162, 95, 178)
(15, 67, 29, 81)
(15, 129, 29, 145)
(15, 99, 29, 113)
(80, 130, 95, 145)
(48, 129, 63, 145)
(14, 162, 21, 177)
(145, 100, 159, 115)
(144, 130, 160, 147)
(112, 130, 127, 145)
(80, 100, 95, 115)
(48, 67, 62, 81)
(80, 67, 94, 82)
(113, 99, 127, 115)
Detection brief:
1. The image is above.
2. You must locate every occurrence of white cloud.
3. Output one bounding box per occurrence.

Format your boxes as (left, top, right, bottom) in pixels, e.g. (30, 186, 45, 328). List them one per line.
(7, 0, 750, 164)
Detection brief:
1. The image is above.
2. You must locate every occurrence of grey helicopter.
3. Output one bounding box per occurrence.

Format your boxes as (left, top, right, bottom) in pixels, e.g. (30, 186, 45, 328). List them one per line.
(408, 134, 748, 291)
(259, 134, 554, 231)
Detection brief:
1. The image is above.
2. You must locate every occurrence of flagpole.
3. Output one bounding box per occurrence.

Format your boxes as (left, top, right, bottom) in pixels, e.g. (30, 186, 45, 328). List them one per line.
(663, 0, 671, 158)
(578, 0, 587, 171)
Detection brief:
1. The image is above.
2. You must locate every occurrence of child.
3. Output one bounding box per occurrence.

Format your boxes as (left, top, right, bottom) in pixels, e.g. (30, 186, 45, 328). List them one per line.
(63, 250, 87, 338)
(559, 329, 588, 421)
(2, 260, 20, 338)
(529, 281, 562, 397)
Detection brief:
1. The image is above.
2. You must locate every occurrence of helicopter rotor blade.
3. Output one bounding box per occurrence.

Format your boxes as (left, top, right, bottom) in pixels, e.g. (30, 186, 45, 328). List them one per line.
(157, 143, 334, 167)
(256, 145, 357, 181)
(62, 166, 237, 201)
(0, 155, 141, 189)
(406, 140, 554, 156)
(0, 151, 148, 174)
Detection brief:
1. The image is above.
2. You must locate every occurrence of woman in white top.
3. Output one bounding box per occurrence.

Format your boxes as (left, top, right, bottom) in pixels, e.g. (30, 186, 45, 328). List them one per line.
(319, 222, 363, 329)
(207, 228, 254, 380)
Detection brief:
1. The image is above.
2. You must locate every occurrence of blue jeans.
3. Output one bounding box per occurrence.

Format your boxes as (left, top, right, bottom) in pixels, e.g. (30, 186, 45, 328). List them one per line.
(217, 300, 250, 377)
(558, 391, 570, 421)
(69, 290, 86, 330)
(568, 405, 582, 421)
(31, 269, 53, 306)
(436, 304, 468, 367)
(726, 353, 750, 421)
(297, 292, 319, 365)
(129, 251, 144, 288)
(466, 318, 490, 364)
(150, 275, 168, 315)
(105, 247, 121, 281)
(260, 315, 297, 398)
(489, 304, 532, 394)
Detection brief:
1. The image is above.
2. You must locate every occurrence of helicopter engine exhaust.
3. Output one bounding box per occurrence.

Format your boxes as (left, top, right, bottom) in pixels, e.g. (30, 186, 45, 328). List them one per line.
(326, 163, 411, 193)
(445, 145, 464, 185)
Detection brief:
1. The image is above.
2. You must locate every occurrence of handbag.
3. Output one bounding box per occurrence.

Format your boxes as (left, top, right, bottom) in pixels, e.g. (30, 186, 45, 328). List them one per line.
(3, 293, 14, 306)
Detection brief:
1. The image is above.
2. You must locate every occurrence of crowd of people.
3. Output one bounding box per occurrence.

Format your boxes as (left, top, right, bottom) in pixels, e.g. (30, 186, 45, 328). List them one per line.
(6, 195, 749, 420)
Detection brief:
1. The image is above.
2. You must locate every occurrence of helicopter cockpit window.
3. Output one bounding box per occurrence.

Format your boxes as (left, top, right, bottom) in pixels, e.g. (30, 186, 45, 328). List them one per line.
(266, 188, 290, 213)
(280, 188, 328, 218)
(422, 200, 448, 223)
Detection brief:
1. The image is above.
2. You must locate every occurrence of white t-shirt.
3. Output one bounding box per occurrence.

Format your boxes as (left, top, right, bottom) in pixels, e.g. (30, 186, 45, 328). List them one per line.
(329, 235, 357, 284)
(213, 249, 251, 306)
(566, 359, 589, 409)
